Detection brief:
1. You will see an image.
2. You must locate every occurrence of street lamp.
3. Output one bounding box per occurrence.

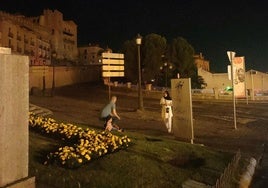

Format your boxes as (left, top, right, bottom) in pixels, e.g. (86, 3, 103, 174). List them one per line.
(51, 52, 56, 97)
(42, 60, 46, 96)
(136, 34, 144, 111)
(227, 51, 237, 130)
(160, 57, 173, 88)
(250, 70, 257, 101)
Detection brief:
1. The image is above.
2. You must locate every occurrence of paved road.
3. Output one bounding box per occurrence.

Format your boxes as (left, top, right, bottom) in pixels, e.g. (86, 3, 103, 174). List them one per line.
(30, 84, 268, 187)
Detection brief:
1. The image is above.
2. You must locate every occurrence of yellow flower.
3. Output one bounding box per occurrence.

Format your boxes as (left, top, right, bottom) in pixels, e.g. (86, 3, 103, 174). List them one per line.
(81, 151, 86, 156)
(85, 154, 91, 160)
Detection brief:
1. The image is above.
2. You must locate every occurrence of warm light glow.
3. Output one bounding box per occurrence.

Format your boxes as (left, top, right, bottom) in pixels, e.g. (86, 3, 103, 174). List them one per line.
(136, 34, 142, 45)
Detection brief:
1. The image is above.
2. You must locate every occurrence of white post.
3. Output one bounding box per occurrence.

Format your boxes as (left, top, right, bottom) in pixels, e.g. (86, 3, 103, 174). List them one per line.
(227, 51, 237, 130)
(251, 71, 255, 101)
(245, 72, 248, 104)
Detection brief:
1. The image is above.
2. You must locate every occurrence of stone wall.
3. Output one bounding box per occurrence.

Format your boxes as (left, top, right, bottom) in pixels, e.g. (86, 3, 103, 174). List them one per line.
(29, 65, 101, 90)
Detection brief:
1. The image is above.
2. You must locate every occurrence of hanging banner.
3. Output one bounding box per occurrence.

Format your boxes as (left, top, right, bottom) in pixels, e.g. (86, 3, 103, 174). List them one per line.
(233, 56, 246, 98)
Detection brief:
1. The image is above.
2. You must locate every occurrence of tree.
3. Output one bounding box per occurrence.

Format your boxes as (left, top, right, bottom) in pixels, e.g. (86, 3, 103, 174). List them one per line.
(168, 37, 195, 77)
(142, 33, 167, 84)
(121, 35, 201, 88)
(191, 72, 207, 89)
(167, 37, 201, 88)
(121, 39, 137, 83)
(121, 33, 167, 84)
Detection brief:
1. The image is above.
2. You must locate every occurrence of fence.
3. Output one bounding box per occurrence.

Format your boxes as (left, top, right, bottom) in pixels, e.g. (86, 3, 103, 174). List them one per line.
(215, 150, 241, 188)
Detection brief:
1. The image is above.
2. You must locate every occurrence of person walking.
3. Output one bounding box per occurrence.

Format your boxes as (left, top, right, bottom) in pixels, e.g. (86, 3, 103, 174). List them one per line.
(160, 90, 173, 133)
(100, 95, 121, 127)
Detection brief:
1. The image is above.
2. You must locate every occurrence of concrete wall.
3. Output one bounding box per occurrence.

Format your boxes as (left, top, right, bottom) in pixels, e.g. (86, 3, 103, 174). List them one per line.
(0, 53, 32, 187)
(29, 65, 101, 90)
(198, 68, 268, 92)
(247, 71, 268, 94)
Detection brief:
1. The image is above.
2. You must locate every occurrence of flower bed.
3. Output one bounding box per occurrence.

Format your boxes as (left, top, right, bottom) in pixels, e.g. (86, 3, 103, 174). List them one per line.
(29, 112, 131, 168)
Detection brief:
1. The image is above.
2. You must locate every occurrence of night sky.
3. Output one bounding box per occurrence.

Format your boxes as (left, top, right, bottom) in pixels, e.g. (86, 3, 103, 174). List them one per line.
(1, 0, 268, 73)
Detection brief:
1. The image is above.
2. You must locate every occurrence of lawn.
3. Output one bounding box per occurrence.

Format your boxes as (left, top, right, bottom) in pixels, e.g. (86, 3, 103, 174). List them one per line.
(28, 114, 242, 188)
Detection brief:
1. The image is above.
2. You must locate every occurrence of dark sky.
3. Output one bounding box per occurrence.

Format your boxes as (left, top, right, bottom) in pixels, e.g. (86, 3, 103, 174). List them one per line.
(1, 0, 268, 73)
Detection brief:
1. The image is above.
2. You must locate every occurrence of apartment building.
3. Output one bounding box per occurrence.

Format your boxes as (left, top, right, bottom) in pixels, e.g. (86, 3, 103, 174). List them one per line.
(0, 9, 78, 66)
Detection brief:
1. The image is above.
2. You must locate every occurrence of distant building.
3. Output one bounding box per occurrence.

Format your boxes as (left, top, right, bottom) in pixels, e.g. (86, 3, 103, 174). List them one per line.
(198, 68, 268, 94)
(38, 9, 78, 63)
(0, 9, 78, 66)
(194, 53, 210, 72)
(78, 44, 104, 65)
(78, 44, 112, 65)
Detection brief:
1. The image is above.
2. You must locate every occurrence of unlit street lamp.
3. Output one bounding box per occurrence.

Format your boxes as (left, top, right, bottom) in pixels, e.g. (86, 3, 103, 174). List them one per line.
(136, 34, 144, 111)
(42, 60, 46, 95)
(51, 52, 56, 97)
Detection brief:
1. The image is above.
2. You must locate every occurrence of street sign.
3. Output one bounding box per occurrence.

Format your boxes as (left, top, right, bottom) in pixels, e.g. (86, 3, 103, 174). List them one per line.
(227, 51, 236, 63)
(102, 59, 124, 65)
(102, 72, 124, 77)
(101, 52, 124, 77)
(102, 53, 124, 59)
(102, 65, 124, 71)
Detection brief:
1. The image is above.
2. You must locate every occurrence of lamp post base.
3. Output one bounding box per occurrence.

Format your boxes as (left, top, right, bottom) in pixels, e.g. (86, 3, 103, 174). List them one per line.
(136, 108, 144, 112)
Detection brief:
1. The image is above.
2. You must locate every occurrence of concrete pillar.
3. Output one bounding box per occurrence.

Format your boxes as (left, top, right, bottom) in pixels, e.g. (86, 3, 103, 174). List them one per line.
(171, 78, 194, 144)
(146, 84, 152, 91)
(214, 88, 219, 99)
(0, 48, 35, 187)
(249, 89, 255, 100)
(127, 82, 131, 88)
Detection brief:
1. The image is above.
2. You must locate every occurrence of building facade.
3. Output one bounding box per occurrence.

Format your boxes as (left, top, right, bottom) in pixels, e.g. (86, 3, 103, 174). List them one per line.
(198, 68, 268, 95)
(194, 53, 210, 72)
(0, 9, 78, 66)
(78, 44, 104, 65)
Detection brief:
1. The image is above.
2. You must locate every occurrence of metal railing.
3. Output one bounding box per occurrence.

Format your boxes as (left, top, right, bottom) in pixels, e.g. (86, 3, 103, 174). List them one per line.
(215, 150, 241, 188)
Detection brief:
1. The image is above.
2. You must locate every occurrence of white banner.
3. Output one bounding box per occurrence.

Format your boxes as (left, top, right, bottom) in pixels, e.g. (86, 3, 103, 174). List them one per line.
(233, 56, 246, 98)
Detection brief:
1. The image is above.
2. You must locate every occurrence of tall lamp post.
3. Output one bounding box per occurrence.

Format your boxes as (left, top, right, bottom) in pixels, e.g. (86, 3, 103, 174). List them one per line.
(42, 60, 46, 96)
(51, 52, 56, 97)
(250, 70, 257, 101)
(227, 51, 237, 130)
(160, 60, 173, 88)
(136, 34, 144, 111)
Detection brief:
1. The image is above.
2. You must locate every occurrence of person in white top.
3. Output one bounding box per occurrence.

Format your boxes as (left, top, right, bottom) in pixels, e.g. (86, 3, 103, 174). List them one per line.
(160, 90, 173, 133)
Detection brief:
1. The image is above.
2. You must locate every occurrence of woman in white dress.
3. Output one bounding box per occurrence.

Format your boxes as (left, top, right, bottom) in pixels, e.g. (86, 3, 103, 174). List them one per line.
(160, 90, 173, 133)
